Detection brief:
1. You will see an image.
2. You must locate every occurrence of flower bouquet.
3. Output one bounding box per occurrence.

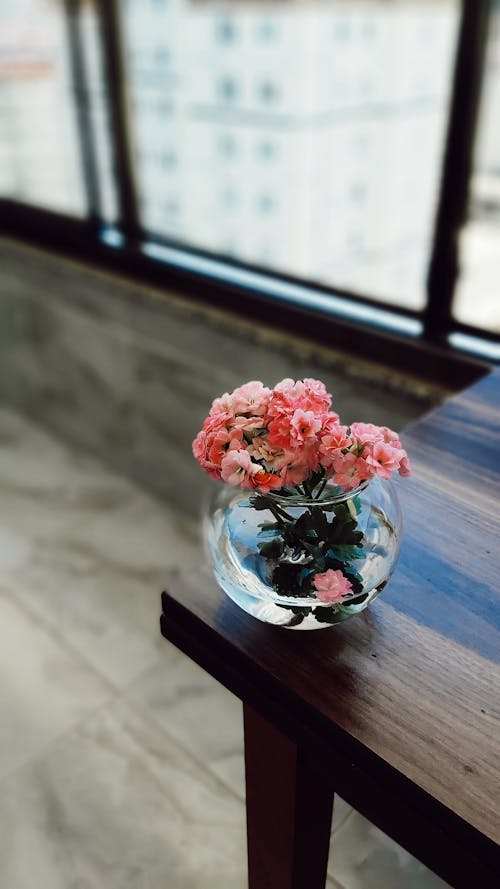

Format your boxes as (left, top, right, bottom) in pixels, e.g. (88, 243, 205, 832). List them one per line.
(194, 378, 410, 629)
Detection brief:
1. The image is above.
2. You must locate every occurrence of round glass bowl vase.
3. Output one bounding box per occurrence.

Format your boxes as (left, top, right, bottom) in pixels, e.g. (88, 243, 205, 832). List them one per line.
(204, 477, 402, 630)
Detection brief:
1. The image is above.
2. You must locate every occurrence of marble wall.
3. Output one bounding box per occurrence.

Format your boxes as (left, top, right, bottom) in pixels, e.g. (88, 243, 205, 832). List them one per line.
(0, 237, 442, 516)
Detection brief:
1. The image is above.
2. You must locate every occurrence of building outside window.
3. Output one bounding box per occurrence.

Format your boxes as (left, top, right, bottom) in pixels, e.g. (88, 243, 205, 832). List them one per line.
(0, 0, 499, 340)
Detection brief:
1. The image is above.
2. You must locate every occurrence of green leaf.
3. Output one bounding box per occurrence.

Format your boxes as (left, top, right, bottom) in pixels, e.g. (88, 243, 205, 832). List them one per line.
(333, 502, 351, 523)
(342, 567, 364, 596)
(292, 511, 315, 537)
(343, 566, 363, 583)
(311, 555, 326, 572)
(286, 613, 306, 627)
(272, 563, 304, 596)
(258, 538, 284, 559)
(297, 567, 314, 590)
(329, 519, 364, 546)
(249, 495, 273, 511)
(326, 520, 345, 544)
(329, 544, 365, 563)
(257, 526, 282, 540)
(258, 521, 280, 532)
(310, 507, 329, 538)
(283, 524, 297, 547)
(324, 552, 346, 571)
(314, 605, 341, 623)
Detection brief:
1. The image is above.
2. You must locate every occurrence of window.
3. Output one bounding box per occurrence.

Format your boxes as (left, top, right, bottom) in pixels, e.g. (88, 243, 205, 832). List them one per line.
(216, 18, 237, 44)
(0, 0, 86, 214)
(121, 0, 460, 312)
(1, 0, 499, 365)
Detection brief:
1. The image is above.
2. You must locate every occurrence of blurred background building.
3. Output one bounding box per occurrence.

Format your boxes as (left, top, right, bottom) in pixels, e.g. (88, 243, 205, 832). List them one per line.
(1, 0, 499, 330)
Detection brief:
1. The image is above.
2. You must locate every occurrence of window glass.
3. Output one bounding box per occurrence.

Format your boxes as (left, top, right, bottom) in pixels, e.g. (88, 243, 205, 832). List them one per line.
(122, 0, 459, 310)
(0, 0, 86, 215)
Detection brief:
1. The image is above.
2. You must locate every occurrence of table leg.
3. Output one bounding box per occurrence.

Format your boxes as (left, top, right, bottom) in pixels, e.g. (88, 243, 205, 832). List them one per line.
(244, 704, 334, 889)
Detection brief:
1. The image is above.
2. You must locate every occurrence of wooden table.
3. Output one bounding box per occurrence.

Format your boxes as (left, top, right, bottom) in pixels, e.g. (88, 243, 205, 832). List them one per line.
(161, 370, 500, 889)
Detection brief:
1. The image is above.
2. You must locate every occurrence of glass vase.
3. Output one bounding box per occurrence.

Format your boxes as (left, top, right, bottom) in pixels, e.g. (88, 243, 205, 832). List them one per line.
(204, 477, 402, 629)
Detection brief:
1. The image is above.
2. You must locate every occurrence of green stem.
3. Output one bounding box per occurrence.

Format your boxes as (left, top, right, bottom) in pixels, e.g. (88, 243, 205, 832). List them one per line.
(302, 479, 312, 499)
(267, 502, 293, 525)
(314, 477, 328, 500)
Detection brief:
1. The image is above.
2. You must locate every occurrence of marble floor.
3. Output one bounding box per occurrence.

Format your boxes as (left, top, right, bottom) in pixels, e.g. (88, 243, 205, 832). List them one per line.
(0, 406, 449, 889)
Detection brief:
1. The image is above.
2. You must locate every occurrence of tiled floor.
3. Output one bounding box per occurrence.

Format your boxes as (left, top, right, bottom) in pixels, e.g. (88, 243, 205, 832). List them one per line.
(0, 407, 449, 888)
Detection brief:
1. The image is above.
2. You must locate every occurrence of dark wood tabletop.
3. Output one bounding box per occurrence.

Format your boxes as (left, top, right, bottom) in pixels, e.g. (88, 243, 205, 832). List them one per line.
(161, 368, 500, 887)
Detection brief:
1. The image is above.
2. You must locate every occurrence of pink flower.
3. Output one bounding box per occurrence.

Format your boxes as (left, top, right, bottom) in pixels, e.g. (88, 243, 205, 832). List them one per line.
(194, 379, 411, 491)
(301, 378, 332, 412)
(331, 452, 373, 490)
(398, 452, 411, 477)
(350, 422, 384, 451)
(221, 448, 282, 492)
(268, 378, 331, 418)
(253, 470, 283, 494)
(319, 423, 351, 468)
(193, 426, 243, 480)
(207, 428, 242, 467)
(247, 438, 289, 471)
(268, 409, 324, 454)
(193, 429, 211, 465)
(266, 414, 289, 449)
(209, 392, 234, 418)
(320, 411, 342, 434)
(267, 382, 297, 420)
(364, 441, 402, 480)
(192, 430, 222, 480)
(278, 459, 314, 487)
(380, 426, 402, 448)
(290, 409, 322, 444)
(313, 569, 353, 603)
(203, 409, 233, 433)
(231, 381, 271, 416)
(221, 449, 260, 487)
(231, 415, 266, 437)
